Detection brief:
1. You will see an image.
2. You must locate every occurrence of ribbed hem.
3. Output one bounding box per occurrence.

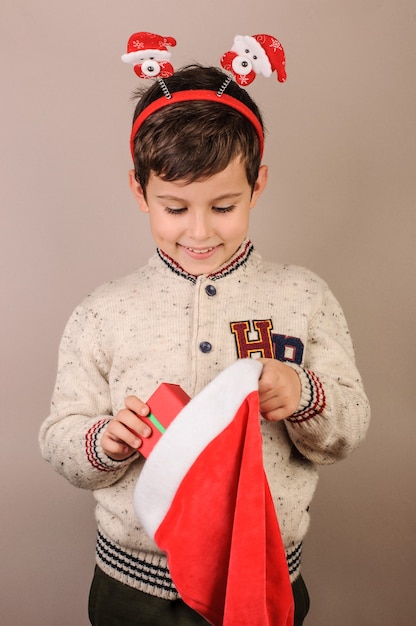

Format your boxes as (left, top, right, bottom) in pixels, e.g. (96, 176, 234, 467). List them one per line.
(95, 530, 302, 597)
(286, 541, 303, 582)
(96, 530, 178, 599)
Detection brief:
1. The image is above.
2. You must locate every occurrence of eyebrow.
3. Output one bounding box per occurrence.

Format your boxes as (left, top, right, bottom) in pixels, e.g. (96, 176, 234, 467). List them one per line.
(156, 192, 243, 203)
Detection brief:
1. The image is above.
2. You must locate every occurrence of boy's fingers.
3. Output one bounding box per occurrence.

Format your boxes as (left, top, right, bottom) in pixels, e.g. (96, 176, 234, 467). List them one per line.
(125, 395, 149, 416)
(107, 419, 142, 449)
(113, 408, 152, 439)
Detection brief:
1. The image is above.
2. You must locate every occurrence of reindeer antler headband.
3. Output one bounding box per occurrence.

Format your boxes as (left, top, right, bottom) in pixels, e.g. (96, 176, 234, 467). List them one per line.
(122, 32, 286, 160)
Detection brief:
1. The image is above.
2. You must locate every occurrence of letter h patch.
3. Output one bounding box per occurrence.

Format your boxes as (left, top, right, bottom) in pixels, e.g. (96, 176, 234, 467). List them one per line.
(230, 320, 274, 359)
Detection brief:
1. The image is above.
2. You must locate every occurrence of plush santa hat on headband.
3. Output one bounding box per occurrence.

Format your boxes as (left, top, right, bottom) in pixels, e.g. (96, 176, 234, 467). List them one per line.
(134, 359, 294, 626)
(121, 31, 177, 78)
(221, 33, 286, 86)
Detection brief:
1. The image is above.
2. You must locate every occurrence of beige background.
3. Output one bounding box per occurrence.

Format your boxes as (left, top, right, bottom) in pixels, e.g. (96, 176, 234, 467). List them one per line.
(1, 1, 415, 624)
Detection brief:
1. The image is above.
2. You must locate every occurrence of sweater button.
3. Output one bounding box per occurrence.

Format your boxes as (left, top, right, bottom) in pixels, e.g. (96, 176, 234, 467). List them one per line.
(205, 284, 217, 297)
(199, 341, 212, 353)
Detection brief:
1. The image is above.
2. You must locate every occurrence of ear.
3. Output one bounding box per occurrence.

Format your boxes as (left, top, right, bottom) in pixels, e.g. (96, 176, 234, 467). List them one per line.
(250, 165, 268, 208)
(129, 169, 149, 213)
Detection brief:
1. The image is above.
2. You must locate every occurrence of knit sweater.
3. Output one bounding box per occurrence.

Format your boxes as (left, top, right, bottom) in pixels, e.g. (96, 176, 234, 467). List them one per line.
(39, 240, 370, 598)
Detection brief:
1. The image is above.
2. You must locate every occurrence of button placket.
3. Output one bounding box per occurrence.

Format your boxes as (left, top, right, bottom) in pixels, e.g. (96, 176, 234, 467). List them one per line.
(193, 278, 217, 359)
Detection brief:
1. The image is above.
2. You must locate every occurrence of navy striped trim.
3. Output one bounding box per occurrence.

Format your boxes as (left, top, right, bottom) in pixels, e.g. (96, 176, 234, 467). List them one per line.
(209, 240, 254, 280)
(288, 370, 326, 423)
(96, 531, 302, 595)
(156, 249, 197, 283)
(286, 542, 303, 579)
(156, 240, 254, 283)
(96, 531, 178, 596)
(85, 419, 112, 472)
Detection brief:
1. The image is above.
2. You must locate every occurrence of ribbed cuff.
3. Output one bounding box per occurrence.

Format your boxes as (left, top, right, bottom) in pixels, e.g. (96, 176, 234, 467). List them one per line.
(85, 419, 139, 472)
(287, 366, 326, 423)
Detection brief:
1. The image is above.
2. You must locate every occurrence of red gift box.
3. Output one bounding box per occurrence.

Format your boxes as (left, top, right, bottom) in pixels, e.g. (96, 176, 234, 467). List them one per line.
(139, 383, 190, 458)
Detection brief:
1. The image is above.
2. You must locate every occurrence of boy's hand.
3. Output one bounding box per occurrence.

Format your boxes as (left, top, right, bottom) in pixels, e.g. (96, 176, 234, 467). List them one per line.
(101, 396, 152, 461)
(258, 358, 301, 421)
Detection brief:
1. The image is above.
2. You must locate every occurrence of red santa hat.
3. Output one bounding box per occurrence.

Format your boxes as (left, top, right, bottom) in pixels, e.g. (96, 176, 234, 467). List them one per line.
(231, 34, 287, 83)
(134, 359, 294, 626)
(121, 31, 176, 65)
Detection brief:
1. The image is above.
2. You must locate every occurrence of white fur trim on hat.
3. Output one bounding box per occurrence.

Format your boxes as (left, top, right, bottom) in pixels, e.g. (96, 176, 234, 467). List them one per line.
(134, 358, 263, 540)
(121, 48, 171, 65)
(231, 35, 272, 77)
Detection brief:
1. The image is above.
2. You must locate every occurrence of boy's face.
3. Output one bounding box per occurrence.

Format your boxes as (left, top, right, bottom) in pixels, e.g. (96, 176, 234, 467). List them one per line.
(129, 157, 268, 276)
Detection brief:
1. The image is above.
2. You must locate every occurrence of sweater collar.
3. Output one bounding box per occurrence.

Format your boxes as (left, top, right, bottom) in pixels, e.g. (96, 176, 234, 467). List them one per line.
(155, 239, 255, 284)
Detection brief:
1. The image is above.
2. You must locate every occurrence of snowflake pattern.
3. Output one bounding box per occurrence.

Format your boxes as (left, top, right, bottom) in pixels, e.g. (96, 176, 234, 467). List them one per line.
(239, 75, 250, 86)
(269, 38, 283, 52)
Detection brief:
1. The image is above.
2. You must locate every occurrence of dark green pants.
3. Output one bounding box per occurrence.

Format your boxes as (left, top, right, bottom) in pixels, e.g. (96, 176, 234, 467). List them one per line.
(89, 565, 310, 625)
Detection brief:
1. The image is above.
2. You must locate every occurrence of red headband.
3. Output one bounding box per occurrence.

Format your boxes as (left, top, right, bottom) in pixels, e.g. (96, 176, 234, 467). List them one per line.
(130, 89, 264, 160)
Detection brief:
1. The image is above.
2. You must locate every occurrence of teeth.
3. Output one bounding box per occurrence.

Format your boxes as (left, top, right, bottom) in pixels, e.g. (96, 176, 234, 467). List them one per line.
(187, 247, 214, 254)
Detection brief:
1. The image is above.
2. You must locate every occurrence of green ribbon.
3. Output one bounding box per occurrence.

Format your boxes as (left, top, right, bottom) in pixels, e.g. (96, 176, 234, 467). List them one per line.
(148, 412, 166, 434)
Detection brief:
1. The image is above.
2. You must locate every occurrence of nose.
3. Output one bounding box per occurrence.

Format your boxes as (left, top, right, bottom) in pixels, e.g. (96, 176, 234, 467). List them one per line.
(187, 210, 212, 240)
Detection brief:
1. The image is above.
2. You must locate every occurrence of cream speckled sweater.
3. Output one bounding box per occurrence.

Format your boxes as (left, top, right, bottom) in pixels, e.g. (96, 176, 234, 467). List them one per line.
(39, 240, 370, 598)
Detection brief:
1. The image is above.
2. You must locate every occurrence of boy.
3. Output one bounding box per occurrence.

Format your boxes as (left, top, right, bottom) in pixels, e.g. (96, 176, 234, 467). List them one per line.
(39, 65, 370, 625)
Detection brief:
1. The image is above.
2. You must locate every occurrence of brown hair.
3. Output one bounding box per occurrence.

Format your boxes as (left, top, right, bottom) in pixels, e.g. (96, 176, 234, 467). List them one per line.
(131, 65, 265, 193)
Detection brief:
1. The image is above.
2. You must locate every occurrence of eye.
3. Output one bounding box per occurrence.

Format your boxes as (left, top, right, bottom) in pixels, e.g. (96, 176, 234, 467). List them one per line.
(165, 207, 187, 215)
(231, 55, 253, 76)
(141, 59, 161, 77)
(213, 205, 235, 214)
